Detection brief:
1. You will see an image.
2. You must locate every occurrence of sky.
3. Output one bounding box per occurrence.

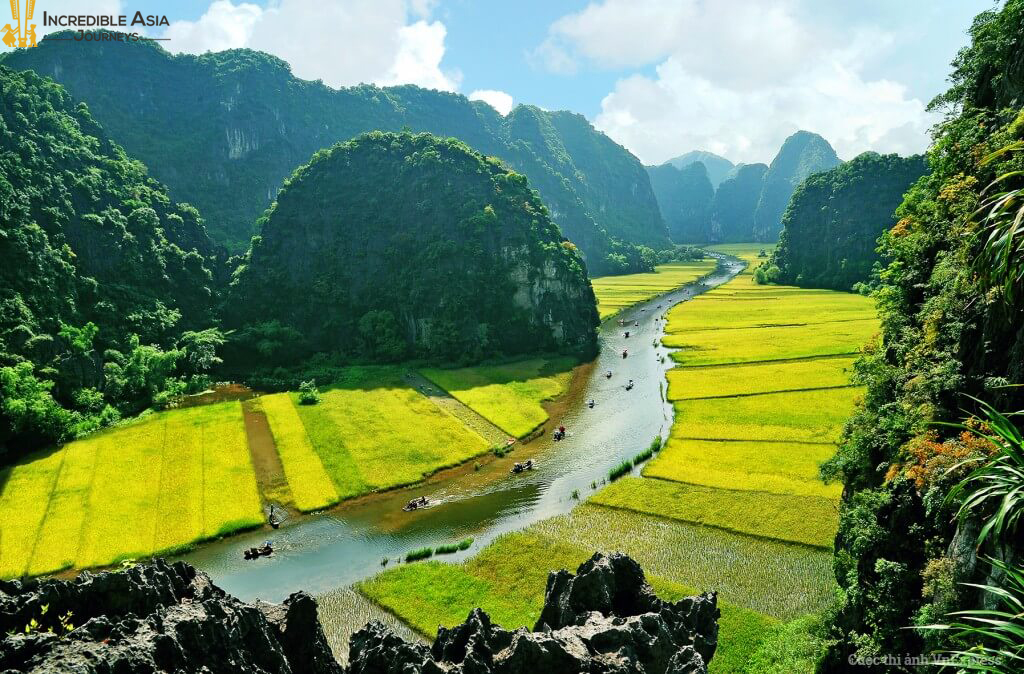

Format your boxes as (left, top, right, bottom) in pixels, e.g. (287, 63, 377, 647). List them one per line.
(7, 0, 998, 165)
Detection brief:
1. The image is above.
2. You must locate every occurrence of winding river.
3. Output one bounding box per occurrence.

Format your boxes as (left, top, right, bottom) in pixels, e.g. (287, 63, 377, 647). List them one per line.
(177, 255, 746, 604)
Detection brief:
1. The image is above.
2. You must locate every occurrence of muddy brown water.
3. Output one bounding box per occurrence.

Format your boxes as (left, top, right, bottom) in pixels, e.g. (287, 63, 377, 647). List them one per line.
(177, 256, 746, 604)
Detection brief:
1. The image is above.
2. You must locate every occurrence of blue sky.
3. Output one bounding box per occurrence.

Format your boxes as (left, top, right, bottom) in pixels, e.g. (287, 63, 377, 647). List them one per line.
(11, 0, 998, 164)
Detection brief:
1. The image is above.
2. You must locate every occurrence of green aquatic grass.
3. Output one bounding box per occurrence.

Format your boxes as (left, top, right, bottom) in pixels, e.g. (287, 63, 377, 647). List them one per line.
(590, 477, 838, 548)
(421, 357, 575, 437)
(533, 505, 836, 620)
(672, 387, 861, 443)
(1, 403, 263, 578)
(591, 260, 717, 319)
(645, 438, 841, 499)
(296, 368, 491, 497)
(666, 356, 857, 400)
(258, 394, 339, 511)
(360, 528, 777, 672)
(609, 459, 634, 481)
(664, 319, 878, 366)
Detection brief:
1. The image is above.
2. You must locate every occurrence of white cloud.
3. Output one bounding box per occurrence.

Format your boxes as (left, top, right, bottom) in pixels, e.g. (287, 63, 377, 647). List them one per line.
(378, 20, 460, 91)
(538, 0, 936, 164)
(162, 0, 261, 54)
(162, 0, 457, 91)
(469, 89, 514, 115)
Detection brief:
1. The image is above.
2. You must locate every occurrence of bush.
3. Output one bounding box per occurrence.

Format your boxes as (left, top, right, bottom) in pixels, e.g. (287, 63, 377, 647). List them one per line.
(405, 546, 434, 562)
(297, 379, 321, 405)
(608, 459, 633, 481)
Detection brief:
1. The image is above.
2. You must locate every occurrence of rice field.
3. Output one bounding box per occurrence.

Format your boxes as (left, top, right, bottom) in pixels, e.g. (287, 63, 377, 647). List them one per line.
(590, 477, 838, 548)
(291, 368, 492, 498)
(672, 387, 860, 443)
(420, 357, 576, 437)
(256, 394, 339, 512)
(591, 260, 718, 319)
(666, 293, 877, 333)
(533, 505, 835, 620)
(359, 526, 780, 673)
(666, 356, 858, 400)
(664, 319, 877, 366)
(0, 403, 263, 578)
(644, 438, 841, 499)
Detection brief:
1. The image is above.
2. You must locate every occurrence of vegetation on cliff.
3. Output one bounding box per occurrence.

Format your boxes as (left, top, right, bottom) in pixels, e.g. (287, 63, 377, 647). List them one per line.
(764, 152, 928, 290)
(227, 132, 599, 366)
(820, 1, 1024, 666)
(709, 164, 768, 243)
(752, 131, 841, 241)
(2, 36, 665, 275)
(0, 66, 223, 461)
(646, 162, 715, 242)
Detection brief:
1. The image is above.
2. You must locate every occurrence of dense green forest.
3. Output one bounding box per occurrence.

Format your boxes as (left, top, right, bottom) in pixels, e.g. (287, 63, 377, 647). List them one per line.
(0, 66, 223, 461)
(752, 130, 841, 242)
(227, 132, 599, 371)
(761, 152, 928, 290)
(1, 34, 666, 276)
(709, 163, 768, 243)
(645, 162, 714, 242)
(820, 1, 1024, 668)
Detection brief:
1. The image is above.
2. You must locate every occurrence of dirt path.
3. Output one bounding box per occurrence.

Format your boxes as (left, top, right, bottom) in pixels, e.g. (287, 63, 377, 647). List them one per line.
(241, 398, 295, 515)
(404, 372, 510, 448)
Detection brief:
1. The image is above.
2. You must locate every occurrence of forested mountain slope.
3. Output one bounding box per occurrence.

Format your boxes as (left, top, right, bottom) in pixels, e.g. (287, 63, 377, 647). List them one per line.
(0, 66, 221, 460)
(645, 162, 714, 242)
(709, 163, 768, 242)
(821, 1, 1024, 667)
(227, 132, 599, 365)
(752, 131, 841, 241)
(767, 152, 928, 290)
(2, 34, 666, 275)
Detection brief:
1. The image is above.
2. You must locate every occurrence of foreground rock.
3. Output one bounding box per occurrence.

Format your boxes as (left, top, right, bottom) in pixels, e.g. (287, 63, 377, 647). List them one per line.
(0, 559, 341, 673)
(348, 552, 719, 673)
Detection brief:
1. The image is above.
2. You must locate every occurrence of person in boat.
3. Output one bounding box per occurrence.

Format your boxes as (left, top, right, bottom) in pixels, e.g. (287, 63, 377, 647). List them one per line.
(605, 370, 612, 378)
(587, 399, 595, 408)
(624, 331, 629, 338)
(634, 320, 639, 327)
(622, 349, 628, 358)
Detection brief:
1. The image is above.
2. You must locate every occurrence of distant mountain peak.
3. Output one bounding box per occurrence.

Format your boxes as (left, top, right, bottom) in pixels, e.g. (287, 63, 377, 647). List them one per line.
(664, 150, 734, 188)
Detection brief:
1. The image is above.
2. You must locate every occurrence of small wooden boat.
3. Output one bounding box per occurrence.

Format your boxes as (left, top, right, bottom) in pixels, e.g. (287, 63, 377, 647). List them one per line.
(244, 541, 274, 560)
(511, 459, 535, 474)
(403, 496, 429, 512)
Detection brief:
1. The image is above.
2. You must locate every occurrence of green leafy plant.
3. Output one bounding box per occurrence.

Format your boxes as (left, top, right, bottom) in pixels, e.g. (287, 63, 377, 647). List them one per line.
(297, 379, 321, 405)
(945, 400, 1024, 546)
(974, 139, 1024, 305)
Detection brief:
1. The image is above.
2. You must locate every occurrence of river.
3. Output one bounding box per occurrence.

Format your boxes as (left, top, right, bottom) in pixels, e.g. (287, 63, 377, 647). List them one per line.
(177, 255, 745, 603)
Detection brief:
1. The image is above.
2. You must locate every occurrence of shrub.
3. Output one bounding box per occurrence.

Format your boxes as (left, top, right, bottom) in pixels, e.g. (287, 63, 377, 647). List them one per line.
(297, 379, 321, 405)
(608, 460, 633, 481)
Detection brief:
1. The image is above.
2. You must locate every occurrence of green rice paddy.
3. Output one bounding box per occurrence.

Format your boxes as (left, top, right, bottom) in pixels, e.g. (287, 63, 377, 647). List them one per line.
(287, 368, 492, 499)
(359, 526, 781, 673)
(0, 403, 263, 578)
(590, 477, 838, 548)
(666, 357, 857, 400)
(420, 357, 576, 437)
(591, 260, 717, 319)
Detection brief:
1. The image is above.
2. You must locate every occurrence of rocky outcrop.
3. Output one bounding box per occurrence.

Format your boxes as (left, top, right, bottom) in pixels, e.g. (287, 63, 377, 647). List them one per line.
(347, 552, 719, 674)
(0, 559, 341, 674)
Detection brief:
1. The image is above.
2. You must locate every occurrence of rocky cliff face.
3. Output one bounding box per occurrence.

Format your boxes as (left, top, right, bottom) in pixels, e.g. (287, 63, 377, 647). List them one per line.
(645, 162, 715, 243)
(0, 559, 341, 673)
(347, 552, 719, 674)
(0, 553, 718, 674)
(227, 132, 599, 365)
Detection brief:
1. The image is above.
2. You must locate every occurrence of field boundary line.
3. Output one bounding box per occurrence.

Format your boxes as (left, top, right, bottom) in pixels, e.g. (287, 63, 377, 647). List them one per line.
(23, 445, 71, 576)
(641, 475, 841, 503)
(674, 384, 859, 401)
(672, 352, 862, 369)
(150, 416, 171, 555)
(586, 501, 835, 552)
(671, 432, 839, 444)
